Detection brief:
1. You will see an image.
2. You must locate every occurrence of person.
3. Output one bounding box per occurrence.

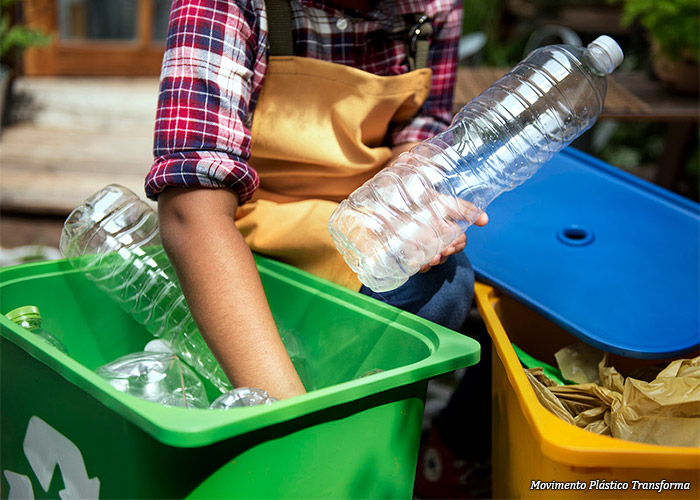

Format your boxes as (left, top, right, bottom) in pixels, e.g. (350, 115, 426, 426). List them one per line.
(146, 3, 489, 491)
(146, 0, 486, 396)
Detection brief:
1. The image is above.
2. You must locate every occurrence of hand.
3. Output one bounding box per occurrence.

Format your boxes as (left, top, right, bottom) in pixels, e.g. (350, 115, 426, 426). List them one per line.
(418, 212, 489, 273)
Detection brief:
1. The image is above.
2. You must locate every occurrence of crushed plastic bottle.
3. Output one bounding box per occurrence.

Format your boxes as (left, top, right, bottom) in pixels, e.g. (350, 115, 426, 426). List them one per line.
(96, 351, 209, 408)
(276, 316, 315, 390)
(210, 387, 278, 409)
(5, 305, 69, 354)
(59, 184, 232, 392)
(328, 36, 624, 292)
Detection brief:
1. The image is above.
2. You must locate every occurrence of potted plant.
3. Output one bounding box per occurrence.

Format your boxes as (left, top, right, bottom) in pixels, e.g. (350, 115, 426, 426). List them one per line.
(610, 0, 700, 94)
(0, 0, 50, 125)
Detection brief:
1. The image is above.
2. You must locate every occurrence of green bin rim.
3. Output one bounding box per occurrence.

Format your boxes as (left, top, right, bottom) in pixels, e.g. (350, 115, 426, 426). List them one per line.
(0, 256, 480, 448)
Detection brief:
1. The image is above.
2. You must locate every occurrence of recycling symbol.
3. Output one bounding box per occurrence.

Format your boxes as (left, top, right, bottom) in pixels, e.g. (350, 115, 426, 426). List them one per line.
(3, 416, 100, 500)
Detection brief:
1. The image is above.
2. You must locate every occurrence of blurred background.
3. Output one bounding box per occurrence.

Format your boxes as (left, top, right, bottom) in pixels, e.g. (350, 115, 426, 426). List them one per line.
(0, 0, 698, 265)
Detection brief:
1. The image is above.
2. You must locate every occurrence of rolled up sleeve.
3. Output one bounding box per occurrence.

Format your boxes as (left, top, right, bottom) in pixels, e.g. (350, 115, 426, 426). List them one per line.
(146, 0, 267, 204)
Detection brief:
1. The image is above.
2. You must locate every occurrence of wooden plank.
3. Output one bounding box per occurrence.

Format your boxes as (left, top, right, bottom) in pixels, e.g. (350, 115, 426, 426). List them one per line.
(0, 125, 153, 173)
(607, 72, 700, 123)
(0, 169, 154, 216)
(138, 0, 155, 47)
(453, 67, 506, 114)
(454, 68, 699, 123)
(22, 0, 58, 76)
(1, 124, 155, 215)
(25, 44, 165, 77)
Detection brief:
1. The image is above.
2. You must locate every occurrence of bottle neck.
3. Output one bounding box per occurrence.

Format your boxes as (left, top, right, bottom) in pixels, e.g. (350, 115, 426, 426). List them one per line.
(585, 45, 616, 76)
(6, 306, 44, 330)
(12, 316, 42, 330)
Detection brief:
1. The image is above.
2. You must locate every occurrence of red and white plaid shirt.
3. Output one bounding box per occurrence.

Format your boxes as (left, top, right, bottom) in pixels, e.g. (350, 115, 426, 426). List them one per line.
(146, 0, 463, 203)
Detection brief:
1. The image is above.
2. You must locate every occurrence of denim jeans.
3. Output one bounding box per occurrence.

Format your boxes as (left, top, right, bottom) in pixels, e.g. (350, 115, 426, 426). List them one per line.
(358, 251, 475, 331)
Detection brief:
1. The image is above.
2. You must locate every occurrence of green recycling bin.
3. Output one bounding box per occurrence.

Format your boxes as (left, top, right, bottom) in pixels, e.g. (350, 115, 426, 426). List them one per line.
(1, 255, 480, 499)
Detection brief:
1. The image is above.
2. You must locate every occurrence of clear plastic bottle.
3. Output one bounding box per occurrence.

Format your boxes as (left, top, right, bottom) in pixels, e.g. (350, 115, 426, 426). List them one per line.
(5, 305, 69, 354)
(274, 313, 316, 390)
(96, 351, 210, 409)
(59, 184, 232, 393)
(328, 36, 624, 292)
(209, 387, 277, 409)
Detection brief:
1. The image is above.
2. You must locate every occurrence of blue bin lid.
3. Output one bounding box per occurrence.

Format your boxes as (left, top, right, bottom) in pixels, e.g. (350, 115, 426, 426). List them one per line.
(466, 148, 700, 359)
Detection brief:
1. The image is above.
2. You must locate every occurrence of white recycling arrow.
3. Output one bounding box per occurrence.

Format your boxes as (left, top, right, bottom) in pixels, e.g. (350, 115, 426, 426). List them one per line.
(22, 416, 100, 500)
(4, 470, 34, 500)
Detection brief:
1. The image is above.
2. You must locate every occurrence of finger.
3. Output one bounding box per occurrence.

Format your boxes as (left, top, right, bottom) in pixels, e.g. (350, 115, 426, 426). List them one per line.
(451, 233, 467, 252)
(440, 235, 465, 257)
(419, 259, 438, 273)
(474, 212, 489, 227)
(419, 248, 449, 273)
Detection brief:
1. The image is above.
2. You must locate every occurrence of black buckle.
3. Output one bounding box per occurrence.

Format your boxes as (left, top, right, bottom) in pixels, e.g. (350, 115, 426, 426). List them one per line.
(408, 14, 432, 56)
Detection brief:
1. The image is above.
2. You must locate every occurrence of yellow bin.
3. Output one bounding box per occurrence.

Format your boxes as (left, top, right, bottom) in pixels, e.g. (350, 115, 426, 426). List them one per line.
(474, 282, 700, 499)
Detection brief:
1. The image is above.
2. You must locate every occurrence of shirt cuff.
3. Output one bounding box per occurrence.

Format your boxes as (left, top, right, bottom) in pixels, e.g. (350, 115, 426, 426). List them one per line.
(145, 151, 260, 205)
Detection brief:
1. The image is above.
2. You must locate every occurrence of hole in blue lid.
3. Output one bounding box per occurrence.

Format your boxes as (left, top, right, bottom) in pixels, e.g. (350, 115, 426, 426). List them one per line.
(557, 225, 595, 246)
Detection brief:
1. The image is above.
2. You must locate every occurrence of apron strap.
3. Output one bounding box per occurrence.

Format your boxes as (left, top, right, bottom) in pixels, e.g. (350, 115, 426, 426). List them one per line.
(266, 0, 294, 56)
(406, 13, 433, 71)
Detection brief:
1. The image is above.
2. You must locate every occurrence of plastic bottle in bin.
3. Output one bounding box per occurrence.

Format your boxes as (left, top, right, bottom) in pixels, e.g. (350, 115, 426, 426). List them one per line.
(96, 350, 210, 409)
(328, 36, 624, 292)
(5, 305, 69, 354)
(59, 184, 232, 393)
(210, 387, 277, 409)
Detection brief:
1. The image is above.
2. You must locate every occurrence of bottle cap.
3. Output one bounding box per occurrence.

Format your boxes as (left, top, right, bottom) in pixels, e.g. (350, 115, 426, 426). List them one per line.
(589, 35, 624, 71)
(5, 305, 41, 324)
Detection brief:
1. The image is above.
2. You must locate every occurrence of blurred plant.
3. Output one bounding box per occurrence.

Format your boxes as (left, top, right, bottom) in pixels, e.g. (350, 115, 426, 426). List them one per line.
(461, 0, 529, 66)
(594, 122, 699, 202)
(597, 122, 665, 169)
(683, 138, 699, 202)
(609, 0, 699, 63)
(0, 0, 51, 62)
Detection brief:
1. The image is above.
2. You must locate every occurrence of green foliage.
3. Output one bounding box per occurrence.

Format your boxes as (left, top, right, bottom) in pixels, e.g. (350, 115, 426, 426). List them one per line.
(0, 0, 51, 60)
(462, 0, 529, 66)
(609, 0, 700, 62)
(595, 122, 699, 202)
(597, 122, 665, 168)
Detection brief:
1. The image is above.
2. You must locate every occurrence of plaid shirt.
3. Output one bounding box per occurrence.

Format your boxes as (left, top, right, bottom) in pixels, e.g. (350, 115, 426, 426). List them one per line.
(146, 0, 463, 203)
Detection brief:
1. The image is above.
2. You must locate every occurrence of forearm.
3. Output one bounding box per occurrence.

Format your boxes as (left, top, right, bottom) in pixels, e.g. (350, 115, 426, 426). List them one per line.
(158, 187, 305, 400)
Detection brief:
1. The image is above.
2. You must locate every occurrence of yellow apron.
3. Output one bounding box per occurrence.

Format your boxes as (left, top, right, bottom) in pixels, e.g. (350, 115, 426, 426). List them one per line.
(236, 56, 432, 290)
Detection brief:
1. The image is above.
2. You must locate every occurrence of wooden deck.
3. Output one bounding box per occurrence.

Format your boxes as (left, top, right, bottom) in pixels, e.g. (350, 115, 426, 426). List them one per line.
(0, 77, 158, 216)
(1, 70, 697, 224)
(1, 124, 154, 215)
(454, 68, 700, 191)
(453, 68, 699, 122)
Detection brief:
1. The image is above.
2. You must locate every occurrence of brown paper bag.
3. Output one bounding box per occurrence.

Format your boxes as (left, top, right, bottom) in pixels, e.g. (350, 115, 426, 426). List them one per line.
(610, 357, 700, 447)
(524, 355, 700, 447)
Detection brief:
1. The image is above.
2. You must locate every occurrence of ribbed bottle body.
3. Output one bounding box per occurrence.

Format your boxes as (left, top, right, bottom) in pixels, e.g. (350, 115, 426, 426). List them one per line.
(329, 42, 614, 292)
(60, 185, 232, 392)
